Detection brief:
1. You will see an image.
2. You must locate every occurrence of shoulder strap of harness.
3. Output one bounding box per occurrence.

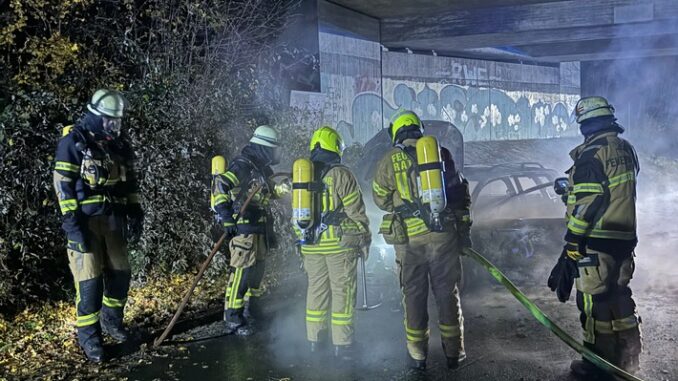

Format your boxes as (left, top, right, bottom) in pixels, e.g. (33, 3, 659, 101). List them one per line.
(393, 144, 428, 221)
(319, 163, 348, 224)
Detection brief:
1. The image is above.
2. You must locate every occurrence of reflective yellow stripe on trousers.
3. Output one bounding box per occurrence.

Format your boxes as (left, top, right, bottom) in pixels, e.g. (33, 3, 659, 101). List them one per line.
(227, 268, 245, 309)
(76, 311, 101, 327)
(405, 323, 429, 342)
(102, 295, 126, 308)
(306, 309, 328, 323)
(583, 293, 595, 343)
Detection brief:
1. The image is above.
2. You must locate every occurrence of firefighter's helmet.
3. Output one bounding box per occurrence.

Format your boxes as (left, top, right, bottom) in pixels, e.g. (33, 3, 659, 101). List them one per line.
(574, 96, 615, 123)
(389, 110, 423, 144)
(309, 126, 345, 156)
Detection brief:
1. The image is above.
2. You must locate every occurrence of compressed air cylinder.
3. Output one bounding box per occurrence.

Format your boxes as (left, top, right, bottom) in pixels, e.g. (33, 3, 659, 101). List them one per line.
(211, 155, 227, 176)
(292, 158, 314, 231)
(210, 155, 228, 209)
(62, 125, 74, 137)
(416, 136, 447, 230)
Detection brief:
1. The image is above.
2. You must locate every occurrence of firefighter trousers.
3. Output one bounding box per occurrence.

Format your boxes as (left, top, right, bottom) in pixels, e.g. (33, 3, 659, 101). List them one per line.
(224, 234, 267, 325)
(303, 250, 358, 346)
(575, 248, 642, 373)
(395, 231, 464, 361)
(66, 215, 131, 342)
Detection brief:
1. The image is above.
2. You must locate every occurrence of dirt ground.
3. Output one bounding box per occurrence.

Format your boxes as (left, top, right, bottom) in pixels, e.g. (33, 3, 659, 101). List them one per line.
(122, 260, 678, 381)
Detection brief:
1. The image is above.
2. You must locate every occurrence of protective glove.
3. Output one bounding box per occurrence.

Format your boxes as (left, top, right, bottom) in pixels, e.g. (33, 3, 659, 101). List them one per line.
(222, 216, 238, 236)
(126, 215, 143, 244)
(563, 234, 587, 261)
(564, 242, 583, 261)
(547, 250, 578, 303)
(66, 230, 88, 253)
(274, 178, 292, 197)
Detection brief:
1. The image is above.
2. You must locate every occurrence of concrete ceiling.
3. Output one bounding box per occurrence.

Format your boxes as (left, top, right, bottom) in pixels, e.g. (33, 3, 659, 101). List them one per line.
(329, 0, 678, 63)
(328, 0, 566, 19)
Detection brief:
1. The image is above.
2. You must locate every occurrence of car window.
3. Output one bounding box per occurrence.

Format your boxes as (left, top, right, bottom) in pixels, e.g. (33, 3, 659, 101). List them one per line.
(537, 175, 552, 184)
(515, 176, 537, 192)
(471, 169, 565, 221)
(479, 178, 513, 197)
(536, 175, 558, 198)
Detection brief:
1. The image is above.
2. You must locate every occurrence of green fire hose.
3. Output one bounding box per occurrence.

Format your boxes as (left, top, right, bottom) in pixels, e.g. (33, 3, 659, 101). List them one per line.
(463, 247, 648, 381)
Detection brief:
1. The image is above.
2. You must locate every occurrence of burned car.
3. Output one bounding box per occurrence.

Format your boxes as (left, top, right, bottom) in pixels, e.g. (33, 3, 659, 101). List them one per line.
(464, 162, 566, 287)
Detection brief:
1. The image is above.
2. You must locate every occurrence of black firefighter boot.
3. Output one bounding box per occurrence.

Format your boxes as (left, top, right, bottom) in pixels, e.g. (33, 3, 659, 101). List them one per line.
(224, 308, 253, 336)
(407, 341, 428, 370)
(571, 337, 618, 381)
(334, 344, 355, 361)
(446, 351, 467, 370)
(78, 322, 105, 363)
(617, 326, 642, 375)
(443, 338, 467, 370)
(309, 331, 329, 354)
(243, 298, 260, 325)
(101, 305, 129, 342)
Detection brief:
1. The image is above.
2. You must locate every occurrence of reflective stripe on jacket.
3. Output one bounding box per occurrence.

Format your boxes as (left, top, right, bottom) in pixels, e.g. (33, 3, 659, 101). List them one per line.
(372, 139, 430, 238)
(53, 127, 141, 224)
(212, 155, 275, 234)
(565, 131, 639, 245)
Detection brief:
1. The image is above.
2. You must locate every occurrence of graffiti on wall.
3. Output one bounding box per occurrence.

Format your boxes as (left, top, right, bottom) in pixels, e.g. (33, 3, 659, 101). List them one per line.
(290, 32, 581, 146)
(334, 80, 579, 146)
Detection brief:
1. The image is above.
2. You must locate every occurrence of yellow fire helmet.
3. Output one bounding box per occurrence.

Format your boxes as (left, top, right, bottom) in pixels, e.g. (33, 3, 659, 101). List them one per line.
(389, 109, 423, 144)
(574, 96, 615, 123)
(309, 126, 345, 156)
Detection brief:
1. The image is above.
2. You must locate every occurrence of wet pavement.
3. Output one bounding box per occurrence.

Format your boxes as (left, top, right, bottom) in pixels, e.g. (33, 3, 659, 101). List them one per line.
(125, 258, 678, 381)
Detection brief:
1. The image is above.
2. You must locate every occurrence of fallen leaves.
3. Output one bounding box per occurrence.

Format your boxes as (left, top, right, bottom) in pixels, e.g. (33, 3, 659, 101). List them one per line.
(0, 273, 227, 380)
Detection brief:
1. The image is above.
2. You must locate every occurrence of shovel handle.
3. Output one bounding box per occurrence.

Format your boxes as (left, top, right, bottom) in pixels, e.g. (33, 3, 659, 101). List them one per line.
(153, 184, 262, 347)
(153, 232, 227, 347)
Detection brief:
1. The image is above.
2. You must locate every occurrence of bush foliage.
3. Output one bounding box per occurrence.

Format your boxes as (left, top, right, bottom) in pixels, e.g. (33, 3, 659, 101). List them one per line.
(0, 0, 303, 313)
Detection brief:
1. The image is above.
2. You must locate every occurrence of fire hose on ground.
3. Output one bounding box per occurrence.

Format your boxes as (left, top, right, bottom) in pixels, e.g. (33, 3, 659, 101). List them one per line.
(463, 247, 648, 381)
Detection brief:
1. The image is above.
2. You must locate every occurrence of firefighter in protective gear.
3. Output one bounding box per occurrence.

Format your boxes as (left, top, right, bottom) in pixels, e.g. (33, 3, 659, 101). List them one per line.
(372, 110, 471, 370)
(294, 126, 370, 360)
(560, 96, 642, 379)
(212, 125, 288, 336)
(53, 89, 142, 362)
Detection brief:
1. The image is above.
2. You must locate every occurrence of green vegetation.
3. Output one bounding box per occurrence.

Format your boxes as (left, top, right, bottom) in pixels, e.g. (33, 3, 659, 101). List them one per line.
(0, 0, 299, 312)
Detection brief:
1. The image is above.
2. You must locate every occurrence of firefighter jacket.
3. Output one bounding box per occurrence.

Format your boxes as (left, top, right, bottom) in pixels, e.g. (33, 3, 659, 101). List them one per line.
(296, 164, 370, 255)
(565, 130, 639, 252)
(213, 152, 278, 235)
(53, 125, 141, 242)
(372, 138, 469, 238)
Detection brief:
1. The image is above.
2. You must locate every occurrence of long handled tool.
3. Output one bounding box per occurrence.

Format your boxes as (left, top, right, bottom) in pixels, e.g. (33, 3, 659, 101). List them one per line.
(356, 253, 382, 311)
(153, 185, 262, 348)
(463, 247, 647, 381)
